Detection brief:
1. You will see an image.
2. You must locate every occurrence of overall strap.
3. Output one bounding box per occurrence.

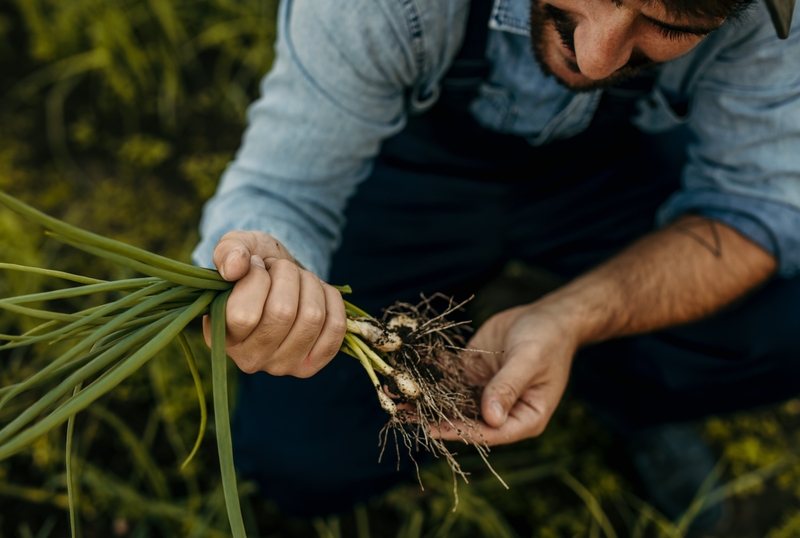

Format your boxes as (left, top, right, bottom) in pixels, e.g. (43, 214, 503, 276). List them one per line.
(436, 0, 494, 114)
(378, 0, 659, 182)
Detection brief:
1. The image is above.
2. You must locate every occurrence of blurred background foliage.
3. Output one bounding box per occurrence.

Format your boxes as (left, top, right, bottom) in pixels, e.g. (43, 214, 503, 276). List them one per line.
(0, 0, 799, 536)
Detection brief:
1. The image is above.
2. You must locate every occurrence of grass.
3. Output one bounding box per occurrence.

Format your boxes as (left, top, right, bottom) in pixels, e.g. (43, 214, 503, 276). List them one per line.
(0, 0, 799, 536)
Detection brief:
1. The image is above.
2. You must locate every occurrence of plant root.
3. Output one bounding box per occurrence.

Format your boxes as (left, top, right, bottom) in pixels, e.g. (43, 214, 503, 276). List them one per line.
(355, 293, 507, 507)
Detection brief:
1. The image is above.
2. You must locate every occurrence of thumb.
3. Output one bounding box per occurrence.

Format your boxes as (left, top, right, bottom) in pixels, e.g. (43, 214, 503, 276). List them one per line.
(481, 355, 534, 428)
(213, 231, 295, 281)
(213, 241, 252, 282)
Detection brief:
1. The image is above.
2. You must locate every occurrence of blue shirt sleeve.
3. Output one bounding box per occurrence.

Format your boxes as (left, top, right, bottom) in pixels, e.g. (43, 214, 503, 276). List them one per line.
(192, 0, 426, 279)
(655, 4, 800, 277)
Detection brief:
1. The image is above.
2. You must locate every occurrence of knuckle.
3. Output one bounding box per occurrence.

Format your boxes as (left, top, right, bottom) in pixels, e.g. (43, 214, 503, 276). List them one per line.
(272, 258, 298, 273)
(234, 356, 261, 375)
(321, 338, 344, 362)
(489, 381, 517, 404)
(226, 310, 260, 332)
(327, 315, 348, 339)
(265, 302, 296, 324)
(299, 305, 326, 328)
(251, 329, 278, 348)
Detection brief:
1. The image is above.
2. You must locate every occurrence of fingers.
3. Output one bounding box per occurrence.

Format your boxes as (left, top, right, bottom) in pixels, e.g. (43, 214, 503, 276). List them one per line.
(212, 231, 295, 281)
(432, 387, 550, 445)
(225, 256, 271, 343)
(207, 255, 346, 378)
(266, 268, 327, 377)
(227, 258, 301, 374)
(300, 283, 348, 376)
(481, 353, 538, 428)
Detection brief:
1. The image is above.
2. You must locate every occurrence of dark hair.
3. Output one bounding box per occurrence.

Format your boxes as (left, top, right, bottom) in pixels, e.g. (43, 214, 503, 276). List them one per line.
(653, 0, 758, 20)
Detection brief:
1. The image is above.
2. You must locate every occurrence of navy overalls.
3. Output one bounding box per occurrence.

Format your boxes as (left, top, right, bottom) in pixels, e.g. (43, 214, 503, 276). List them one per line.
(231, 0, 800, 517)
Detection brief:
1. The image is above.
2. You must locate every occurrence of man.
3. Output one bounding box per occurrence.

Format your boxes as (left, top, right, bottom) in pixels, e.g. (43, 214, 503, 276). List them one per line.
(193, 0, 800, 526)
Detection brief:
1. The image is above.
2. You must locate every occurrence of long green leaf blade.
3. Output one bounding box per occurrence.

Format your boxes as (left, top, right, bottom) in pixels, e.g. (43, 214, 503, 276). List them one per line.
(0, 262, 105, 285)
(0, 190, 224, 283)
(66, 383, 82, 538)
(0, 281, 171, 350)
(51, 234, 231, 291)
(178, 331, 207, 471)
(210, 291, 247, 537)
(0, 313, 179, 445)
(0, 282, 181, 409)
(0, 290, 216, 461)
(1, 278, 159, 305)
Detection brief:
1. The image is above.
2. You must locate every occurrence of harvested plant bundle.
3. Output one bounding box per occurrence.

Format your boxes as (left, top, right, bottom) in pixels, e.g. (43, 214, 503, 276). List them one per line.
(0, 191, 499, 535)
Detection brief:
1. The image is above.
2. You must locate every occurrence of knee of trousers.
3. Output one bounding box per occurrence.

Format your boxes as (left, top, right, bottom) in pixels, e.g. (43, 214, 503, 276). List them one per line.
(228, 354, 420, 517)
(570, 275, 800, 431)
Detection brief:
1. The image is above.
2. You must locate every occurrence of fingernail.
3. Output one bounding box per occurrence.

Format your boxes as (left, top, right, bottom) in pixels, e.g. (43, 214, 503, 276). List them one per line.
(491, 401, 506, 424)
(250, 255, 266, 269)
(220, 250, 241, 280)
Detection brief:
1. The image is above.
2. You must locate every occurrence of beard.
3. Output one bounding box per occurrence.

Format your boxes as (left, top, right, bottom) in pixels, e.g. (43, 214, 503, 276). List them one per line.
(529, 0, 659, 92)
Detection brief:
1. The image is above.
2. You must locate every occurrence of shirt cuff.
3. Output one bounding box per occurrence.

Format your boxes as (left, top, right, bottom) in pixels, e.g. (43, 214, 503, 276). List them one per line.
(656, 190, 800, 278)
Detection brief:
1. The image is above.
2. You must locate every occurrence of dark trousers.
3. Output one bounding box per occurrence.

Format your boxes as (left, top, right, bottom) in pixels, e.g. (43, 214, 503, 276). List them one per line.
(231, 125, 800, 517)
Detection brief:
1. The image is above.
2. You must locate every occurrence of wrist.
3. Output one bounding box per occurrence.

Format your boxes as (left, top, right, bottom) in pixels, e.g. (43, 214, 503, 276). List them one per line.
(532, 274, 628, 348)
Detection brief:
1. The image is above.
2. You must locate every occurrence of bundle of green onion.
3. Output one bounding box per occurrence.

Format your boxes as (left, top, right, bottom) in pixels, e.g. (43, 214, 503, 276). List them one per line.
(0, 191, 415, 536)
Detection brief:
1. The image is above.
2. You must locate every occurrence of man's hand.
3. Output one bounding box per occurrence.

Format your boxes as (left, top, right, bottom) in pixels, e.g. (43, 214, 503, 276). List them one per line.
(435, 216, 776, 446)
(436, 303, 578, 445)
(202, 231, 347, 378)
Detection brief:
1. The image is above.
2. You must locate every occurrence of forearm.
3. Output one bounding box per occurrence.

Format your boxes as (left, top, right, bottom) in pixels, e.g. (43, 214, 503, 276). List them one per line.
(539, 215, 777, 346)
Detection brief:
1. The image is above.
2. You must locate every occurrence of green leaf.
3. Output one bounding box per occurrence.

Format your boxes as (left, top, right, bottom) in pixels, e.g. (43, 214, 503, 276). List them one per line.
(66, 383, 83, 538)
(51, 234, 231, 290)
(0, 290, 216, 461)
(0, 283, 184, 409)
(0, 191, 225, 283)
(210, 290, 247, 537)
(0, 262, 105, 285)
(178, 331, 207, 471)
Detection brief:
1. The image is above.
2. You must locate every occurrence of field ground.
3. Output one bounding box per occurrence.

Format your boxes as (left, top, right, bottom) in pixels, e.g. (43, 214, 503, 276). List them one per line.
(0, 1, 799, 536)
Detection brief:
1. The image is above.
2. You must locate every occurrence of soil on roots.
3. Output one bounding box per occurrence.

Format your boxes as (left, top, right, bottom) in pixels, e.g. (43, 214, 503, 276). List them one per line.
(368, 294, 506, 501)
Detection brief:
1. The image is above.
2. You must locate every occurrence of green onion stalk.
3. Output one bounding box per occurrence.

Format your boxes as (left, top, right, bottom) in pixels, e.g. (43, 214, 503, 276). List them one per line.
(0, 191, 419, 537)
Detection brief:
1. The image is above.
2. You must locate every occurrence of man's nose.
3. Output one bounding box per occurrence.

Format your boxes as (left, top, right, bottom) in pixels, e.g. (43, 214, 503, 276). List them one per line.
(573, 16, 634, 80)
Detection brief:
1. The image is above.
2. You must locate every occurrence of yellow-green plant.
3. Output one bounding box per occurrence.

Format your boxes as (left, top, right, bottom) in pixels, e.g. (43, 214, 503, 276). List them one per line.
(0, 190, 416, 536)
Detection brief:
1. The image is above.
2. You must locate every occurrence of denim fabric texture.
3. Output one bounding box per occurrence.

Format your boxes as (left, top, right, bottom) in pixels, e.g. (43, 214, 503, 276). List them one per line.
(193, 0, 800, 278)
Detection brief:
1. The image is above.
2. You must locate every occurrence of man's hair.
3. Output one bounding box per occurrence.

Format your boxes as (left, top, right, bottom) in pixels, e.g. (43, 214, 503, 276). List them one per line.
(655, 0, 758, 20)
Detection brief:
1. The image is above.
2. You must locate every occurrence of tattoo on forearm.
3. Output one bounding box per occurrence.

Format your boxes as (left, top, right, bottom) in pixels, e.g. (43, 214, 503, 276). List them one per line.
(674, 218, 722, 258)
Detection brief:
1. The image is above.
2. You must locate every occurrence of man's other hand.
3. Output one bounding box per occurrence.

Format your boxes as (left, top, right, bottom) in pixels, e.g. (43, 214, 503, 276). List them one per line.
(434, 303, 578, 445)
(202, 231, 347, 378)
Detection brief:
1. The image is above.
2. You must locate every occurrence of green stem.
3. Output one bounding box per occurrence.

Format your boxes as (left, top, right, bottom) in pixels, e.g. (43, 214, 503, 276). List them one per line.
(0, 290, 216, 461)
(67, 383, 83, 538)
(0, 313, 179, 446)
(0, 278, 159, 305)
(0, 190, 224, 283)
(210, 291, 247, 538)
(0, 262, 105, 285)
(349, 335, 395, 376)
(51, 234, 231, 291)
(0, 281, 173, 350)
(0, 283, 184, 411)
(343, 334, 380, 387)
(178, 331, 207, 471)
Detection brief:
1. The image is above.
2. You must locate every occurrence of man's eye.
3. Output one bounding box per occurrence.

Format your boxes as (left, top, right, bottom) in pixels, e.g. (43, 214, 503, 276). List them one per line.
(656, 26, 697, 42)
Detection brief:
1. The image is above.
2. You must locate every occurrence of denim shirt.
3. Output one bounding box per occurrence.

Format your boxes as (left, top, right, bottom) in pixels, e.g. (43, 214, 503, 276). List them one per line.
(194, 0, 800, 279)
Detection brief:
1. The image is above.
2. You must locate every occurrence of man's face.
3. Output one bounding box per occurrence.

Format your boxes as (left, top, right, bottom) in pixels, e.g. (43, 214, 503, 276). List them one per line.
(530, 0, 725, 91)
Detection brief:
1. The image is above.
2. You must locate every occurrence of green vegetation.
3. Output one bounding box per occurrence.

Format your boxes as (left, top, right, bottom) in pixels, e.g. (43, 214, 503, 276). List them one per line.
(0, 0, 799, 536)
